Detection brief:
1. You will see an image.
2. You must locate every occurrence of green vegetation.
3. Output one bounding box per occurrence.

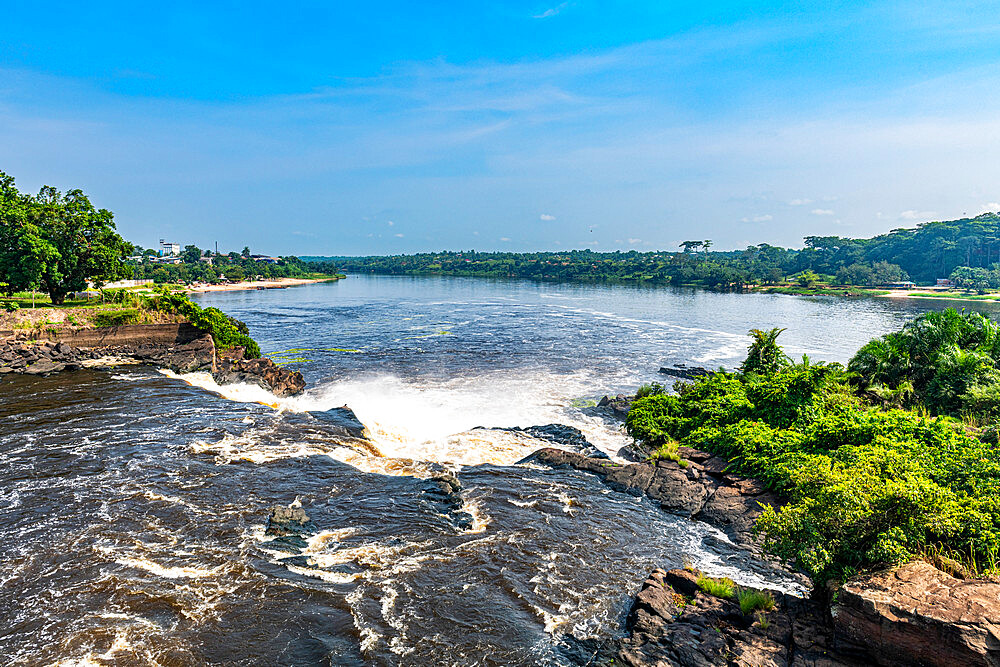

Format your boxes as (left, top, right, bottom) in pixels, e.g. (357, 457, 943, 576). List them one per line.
(147, 288, 260, 358)
(0, 170, 132, 304)
(737, 589, 776, 615)
(92, 308, 142, 327)
(696, 574, 735, 599)
(627, 313, 1000, 585)
(635, 382, 665, 398)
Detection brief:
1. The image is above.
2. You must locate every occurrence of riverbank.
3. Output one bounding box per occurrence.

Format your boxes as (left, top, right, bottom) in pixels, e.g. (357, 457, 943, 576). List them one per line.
(186, 276, 342, 293)
(531, 446, 1000, 666)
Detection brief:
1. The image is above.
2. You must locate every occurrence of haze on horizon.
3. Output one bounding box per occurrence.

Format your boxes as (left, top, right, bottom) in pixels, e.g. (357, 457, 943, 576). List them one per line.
(2, 1, 999, 256)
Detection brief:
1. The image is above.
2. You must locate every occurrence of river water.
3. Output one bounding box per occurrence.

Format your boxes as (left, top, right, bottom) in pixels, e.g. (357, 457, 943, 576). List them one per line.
(2, 276, 990, 666)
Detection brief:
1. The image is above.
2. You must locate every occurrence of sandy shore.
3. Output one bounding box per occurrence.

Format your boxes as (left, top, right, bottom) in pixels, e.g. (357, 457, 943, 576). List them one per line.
(186, 277, 335, 293)
(875, 288, 1000, 301)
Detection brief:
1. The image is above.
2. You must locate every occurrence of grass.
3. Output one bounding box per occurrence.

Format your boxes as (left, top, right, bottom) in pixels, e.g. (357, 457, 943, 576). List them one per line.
(92, 308, 143, 327)
(906, 291, 1000, 301)
(737, 589, 776, 615)
(696, 574, 735, 599)
(755, 285, 890, 297)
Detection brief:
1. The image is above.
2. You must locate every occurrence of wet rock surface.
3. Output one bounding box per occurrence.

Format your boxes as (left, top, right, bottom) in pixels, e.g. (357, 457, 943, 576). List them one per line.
(658, 364, 716, 381)
(1, 333, 306, 396)
(530, 446, 1000, 667)
(598, 393, 634, 418)
(481, 423, 610, 459)
(615, 568, 869, 667)
(213, 356, 306, 397)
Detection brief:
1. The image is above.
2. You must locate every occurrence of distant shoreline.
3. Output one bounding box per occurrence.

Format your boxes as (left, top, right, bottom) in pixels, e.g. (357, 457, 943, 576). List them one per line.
(186, 276, 341, 293)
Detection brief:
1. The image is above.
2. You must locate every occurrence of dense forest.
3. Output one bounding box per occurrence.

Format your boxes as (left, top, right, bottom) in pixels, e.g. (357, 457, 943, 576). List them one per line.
(309, 212, 1000, 289)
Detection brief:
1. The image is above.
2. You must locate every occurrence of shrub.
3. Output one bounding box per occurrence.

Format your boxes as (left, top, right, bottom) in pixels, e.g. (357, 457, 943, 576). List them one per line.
(738, 589, 775, 615)
(696, 575, 735, 599)
(2, 301, 18, 312)
(635, 382, 665, 399)
(740, 328, 791, 376)
(144, 287, 260, 358)
(93, 308, 141, 327)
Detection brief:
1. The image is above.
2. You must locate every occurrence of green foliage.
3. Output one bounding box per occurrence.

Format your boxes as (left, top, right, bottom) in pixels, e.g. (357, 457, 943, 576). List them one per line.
(145, 287, 260, 358)
(737, 589, 775, 615)
(635, 382, 665, 398)
(627, 323, 1000, 585)
(696, 575, 735, 599)
(92, 308, 142, 327)
(796, 270, 821, 288)
(2, 301, 18, 312)
(849, 308, 1000, 417)
(739, 328, 791, 376)
(0, 171, 132, 304)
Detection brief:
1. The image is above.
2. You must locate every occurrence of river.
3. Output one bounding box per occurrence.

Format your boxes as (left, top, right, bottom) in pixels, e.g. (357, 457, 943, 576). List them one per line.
(2, 276, 992, 666)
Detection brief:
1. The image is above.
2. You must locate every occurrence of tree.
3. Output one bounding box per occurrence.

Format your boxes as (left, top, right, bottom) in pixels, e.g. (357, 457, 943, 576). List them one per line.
(182, 244, 202, 264)
(797, 270, 821, 288)
(0, 172, 132, 303)
(740, 327, 791, 375)
(241, 246, 251, 258)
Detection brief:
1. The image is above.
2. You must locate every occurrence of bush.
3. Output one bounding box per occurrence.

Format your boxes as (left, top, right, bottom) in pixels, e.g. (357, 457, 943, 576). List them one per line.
(738, 589, 775, 615)
(93, 308, 141, 327)
(628, 325, 1000, 585)
(696, 575, 735, 599)
(635, 382, 665, 398)
(144, 287, 260, 358)
(2, 301, 18, 312)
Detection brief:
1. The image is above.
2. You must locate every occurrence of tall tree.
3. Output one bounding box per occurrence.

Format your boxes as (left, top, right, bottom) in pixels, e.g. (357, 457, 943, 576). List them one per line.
(0, 172, 132, 304)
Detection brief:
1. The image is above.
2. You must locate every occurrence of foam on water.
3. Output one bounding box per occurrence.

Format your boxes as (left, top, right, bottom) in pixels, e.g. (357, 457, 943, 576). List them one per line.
(165, 367, 633, 469)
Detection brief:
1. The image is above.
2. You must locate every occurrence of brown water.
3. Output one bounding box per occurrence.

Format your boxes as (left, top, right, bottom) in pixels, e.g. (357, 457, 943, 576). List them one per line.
(1, 276, 984, 665)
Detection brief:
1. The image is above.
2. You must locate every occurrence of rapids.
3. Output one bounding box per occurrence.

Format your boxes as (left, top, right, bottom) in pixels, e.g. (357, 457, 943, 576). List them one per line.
(2, 275, 990, 665)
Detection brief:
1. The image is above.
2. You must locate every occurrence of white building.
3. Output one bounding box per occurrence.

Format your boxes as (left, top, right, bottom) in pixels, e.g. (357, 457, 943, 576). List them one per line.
(159, 239, 181, 256)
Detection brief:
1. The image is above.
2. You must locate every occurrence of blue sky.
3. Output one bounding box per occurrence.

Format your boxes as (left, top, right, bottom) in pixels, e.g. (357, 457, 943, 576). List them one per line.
(2, 1, 1000, 255)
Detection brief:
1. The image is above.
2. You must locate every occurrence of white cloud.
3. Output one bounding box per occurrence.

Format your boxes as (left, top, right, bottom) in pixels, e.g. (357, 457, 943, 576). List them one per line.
(788, 198, 811, 206)
(899, 209, 936, 220)
(741, 214, 773, 223)
(811, 209, 835, 216)
(533, 2, 569, 18)
(394, 233, 404, 237)
(628, 238, 642, 244)
(500, 237, 511, 241)
(540, 213, 556, 220)
(387, 220, 394, 226)
(978, 202, 1000, 214)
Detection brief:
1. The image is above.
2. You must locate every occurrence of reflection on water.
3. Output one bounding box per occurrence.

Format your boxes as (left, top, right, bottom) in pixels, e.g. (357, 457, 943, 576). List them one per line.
(0, 276, 976, 665)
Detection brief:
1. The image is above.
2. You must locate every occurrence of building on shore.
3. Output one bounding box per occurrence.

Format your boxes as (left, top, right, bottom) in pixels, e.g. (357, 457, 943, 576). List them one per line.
(159, 239, 181, 256)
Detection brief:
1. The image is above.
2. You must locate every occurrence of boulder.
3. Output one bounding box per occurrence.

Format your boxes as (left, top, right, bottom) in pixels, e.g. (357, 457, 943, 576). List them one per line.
(213, 356, 306, 396)
(832, 560, 1000, 667)
(309, 406, 369, 439)
(265, 504, 315, 537)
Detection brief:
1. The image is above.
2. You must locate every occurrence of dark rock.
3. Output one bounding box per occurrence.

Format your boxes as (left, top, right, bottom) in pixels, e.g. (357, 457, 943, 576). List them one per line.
(647, 464, 710, 516)
(695, 485, 782, 542)
(477, 423, 610, 459)
(598, 393, 634, 418)
(677, 446, 714, 463)
(309, 406, 369, 439)
(213, 356, 306, 396)
(658, 365, 715, 380)
(23, 359, 66, 375)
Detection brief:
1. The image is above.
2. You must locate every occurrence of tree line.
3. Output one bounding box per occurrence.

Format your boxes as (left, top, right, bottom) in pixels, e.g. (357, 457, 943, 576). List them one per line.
(315, 212, 1000, 289)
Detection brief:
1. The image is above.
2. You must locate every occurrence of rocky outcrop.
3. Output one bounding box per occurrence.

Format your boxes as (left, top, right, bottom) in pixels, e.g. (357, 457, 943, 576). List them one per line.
(479, 423, 610, 459)
(658, 364, 716, 381)
(213, 356, 306, 397)
(617, 568, 868, 667)
(421, 472, 475, 531)
(1, 333, 306, 396)
(531, 447, 1000, 667)
(832, 561, 1000, 667)
(598, 393, 634, 418)
(522, 446, 781, 546)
